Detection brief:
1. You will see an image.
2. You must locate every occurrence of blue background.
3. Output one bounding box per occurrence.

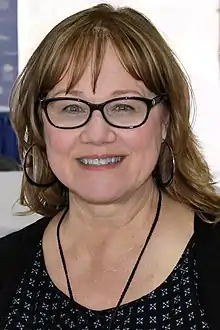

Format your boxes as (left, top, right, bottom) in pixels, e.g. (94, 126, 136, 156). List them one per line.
(0, 0, 19, 162)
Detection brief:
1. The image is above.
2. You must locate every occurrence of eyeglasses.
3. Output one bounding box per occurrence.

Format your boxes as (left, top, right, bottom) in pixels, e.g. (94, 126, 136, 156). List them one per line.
(40, 94, 167, 129)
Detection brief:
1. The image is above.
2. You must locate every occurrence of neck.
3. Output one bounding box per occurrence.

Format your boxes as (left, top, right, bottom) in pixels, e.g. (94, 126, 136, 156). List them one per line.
(61, 180, 160, 251)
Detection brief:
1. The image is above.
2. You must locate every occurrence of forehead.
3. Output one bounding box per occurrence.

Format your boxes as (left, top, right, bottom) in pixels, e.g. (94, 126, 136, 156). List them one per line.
(49, 43, 152, 99)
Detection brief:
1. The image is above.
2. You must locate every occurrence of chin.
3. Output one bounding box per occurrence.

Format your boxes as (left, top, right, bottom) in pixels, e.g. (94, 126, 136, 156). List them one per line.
(71, 187, 127, 205)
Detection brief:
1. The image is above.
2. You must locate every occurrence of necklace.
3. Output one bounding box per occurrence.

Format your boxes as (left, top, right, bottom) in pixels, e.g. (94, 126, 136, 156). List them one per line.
(57, 189, 162, 330)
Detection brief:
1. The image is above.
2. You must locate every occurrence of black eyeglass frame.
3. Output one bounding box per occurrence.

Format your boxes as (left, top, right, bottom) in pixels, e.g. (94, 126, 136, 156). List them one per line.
(40, 94, 167, 129)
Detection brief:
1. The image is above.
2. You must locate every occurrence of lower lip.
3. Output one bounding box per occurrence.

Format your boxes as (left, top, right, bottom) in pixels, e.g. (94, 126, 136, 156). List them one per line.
(77, 158, 125, 171)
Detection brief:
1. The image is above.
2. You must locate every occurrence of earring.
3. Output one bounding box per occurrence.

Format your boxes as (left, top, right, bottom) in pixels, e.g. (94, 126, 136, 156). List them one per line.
(23, 144, 57, 188)
(154, 140, 175, 188)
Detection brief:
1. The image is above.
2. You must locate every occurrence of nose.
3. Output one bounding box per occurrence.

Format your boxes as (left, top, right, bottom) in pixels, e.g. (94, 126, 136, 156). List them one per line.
(79, 110, 116, 145)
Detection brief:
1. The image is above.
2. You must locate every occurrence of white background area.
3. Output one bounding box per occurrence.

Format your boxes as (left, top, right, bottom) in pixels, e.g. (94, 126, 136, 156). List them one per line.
(0, 0, 220, 236)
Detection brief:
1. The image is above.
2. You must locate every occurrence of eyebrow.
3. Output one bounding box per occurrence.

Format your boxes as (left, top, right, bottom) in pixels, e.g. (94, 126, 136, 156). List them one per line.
(110, 89, 143, 97)
(52, 89, 144, 98)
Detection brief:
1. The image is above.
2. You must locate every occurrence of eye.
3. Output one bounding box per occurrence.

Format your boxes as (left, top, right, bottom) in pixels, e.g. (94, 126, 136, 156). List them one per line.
(111, 104, 135, 112)
(62, 103, 86, 113)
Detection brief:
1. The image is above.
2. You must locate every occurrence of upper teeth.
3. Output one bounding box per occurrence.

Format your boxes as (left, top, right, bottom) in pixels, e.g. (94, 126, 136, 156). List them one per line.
(79, 157, 122, 165)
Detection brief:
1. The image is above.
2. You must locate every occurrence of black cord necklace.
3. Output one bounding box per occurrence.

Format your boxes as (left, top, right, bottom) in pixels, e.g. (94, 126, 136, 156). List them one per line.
(57, 189, 162, 330)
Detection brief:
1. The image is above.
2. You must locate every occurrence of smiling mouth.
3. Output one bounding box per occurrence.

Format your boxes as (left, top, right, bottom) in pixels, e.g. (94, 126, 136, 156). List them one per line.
(78, 156, 124, 166)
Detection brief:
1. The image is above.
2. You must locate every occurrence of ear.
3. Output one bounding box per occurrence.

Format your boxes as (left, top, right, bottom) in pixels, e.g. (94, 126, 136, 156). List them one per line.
(161, 111, 170, 141)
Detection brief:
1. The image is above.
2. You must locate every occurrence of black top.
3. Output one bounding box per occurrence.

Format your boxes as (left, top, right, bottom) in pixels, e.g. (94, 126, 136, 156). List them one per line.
(0, 237, 210, 329)
(0, 213, 220, 329)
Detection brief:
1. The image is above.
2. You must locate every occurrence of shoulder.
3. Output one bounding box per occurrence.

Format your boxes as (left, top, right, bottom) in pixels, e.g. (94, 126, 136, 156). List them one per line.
(194, 212, 220, 288)
(0, 217, 51, 314)
(0, 216, 51, 259)
(194, 211, 220, 271)
(0, 216, 51, 290)
(194, 212, 220, 328)
(194, 212, 220, 245)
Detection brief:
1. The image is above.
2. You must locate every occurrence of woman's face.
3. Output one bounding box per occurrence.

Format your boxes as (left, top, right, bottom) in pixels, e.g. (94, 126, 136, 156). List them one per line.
(43, 43, 168, 203)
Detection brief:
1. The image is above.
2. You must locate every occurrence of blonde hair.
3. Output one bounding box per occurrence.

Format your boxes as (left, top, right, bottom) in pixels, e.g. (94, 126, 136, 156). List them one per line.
(10, 3, 220, 221)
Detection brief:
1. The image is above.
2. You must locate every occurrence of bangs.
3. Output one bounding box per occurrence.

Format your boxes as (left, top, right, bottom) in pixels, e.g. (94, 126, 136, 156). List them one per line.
(39, 23, 108, 95)
(38, 13, 168, 97)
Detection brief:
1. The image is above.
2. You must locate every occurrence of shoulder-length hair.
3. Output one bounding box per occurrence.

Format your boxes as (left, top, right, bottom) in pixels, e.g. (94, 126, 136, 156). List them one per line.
(10, 3, 220, 221)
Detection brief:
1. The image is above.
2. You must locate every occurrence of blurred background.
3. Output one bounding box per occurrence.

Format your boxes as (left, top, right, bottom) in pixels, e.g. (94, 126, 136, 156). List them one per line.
(0, 0, 220, 236)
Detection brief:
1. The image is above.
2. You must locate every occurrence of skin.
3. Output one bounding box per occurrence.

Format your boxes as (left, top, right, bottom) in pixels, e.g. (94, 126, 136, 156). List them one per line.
(42, 43, 194, 310)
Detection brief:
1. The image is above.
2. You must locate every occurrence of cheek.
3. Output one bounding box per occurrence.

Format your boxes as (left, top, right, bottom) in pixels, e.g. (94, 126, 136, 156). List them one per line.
(122, 117, 163, 175)
(125, 119, 162, 156)
(43, 125, 77, 162)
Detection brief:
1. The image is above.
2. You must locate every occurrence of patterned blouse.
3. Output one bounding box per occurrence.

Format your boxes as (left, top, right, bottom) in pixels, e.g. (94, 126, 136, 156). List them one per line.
(1, 236, 209, 329)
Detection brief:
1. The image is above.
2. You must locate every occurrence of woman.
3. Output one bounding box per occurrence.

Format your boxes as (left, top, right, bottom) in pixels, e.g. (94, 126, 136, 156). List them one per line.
(0, 3, 220, 329)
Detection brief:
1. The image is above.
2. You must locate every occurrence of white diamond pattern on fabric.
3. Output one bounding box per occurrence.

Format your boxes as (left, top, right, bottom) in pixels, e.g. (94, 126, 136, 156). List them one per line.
(0, 238, 210, 329)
